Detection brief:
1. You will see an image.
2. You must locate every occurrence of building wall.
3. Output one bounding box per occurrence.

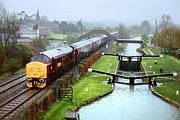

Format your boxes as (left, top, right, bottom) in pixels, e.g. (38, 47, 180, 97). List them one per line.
(20, 33, 38, 39)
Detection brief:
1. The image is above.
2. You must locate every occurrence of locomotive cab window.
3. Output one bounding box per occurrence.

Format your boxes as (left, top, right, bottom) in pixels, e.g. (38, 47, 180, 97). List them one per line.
(31, 55, 51, 64)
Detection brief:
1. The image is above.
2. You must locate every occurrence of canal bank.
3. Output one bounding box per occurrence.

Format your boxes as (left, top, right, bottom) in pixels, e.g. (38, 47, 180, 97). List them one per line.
(141, 47, 180, 107)
(79, 43, 180, 120)
(40, 55, 118, 120)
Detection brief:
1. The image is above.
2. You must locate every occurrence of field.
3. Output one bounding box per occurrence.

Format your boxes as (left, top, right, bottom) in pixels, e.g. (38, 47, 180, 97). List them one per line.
(48, 33, 68, 39)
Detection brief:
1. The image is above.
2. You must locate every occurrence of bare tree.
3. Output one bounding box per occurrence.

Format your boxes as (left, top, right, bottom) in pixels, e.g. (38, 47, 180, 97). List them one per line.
(0, 2, 6, 43)
(115, 23, 129, 39)
(3, 13, 20, 48)
(140, 20, 151, 33)
(159, 14, 173, 30)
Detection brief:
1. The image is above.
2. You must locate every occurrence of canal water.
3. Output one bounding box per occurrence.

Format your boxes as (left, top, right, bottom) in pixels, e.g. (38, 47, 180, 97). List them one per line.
(78, 43, 180, 120)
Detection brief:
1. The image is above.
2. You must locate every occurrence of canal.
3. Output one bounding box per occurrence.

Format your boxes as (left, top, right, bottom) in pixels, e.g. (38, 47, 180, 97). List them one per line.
(79, 43, 180, 120)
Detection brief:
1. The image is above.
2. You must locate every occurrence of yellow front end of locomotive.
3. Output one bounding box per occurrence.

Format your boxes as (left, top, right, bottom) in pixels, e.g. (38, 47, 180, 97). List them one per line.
(26, 62, 47, 88)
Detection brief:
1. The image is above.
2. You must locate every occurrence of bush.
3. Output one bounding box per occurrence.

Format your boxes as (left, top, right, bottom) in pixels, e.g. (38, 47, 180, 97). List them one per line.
(2, 58, 21, 75)
(0, 44, 6, 73)
(16, 44, 33, 66)
(65, 34, 78, 44)
(32, 39, 47, 52)
(107, 42, 124, 53)
(0, 43, 33, 75)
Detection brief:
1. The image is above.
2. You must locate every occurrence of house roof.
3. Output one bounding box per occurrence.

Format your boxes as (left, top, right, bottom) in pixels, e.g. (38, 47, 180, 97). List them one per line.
(17, 25, 38, 34)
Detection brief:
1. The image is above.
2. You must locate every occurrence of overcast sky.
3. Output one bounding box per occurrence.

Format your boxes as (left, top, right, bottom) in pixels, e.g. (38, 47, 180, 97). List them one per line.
(2, 0, 180, 25)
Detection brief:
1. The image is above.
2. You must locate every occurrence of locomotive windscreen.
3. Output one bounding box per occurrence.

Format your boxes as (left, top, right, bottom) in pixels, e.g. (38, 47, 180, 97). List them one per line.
(31, 54, 50, 63)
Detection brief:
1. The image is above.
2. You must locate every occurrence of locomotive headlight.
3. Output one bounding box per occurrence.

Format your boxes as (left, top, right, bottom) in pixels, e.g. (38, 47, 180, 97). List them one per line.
(27, 78, 32, 81)
(39, 79, 45, 83)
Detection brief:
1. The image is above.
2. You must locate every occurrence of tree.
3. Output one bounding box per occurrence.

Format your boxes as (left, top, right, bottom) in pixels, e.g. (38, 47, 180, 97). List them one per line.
(0, 5, 21, 49)
(0, 43, 6, 72)
(128, 25, 141, 36)
(140, 20, 151, 34)
(0, 2, 22, 60)
(40, 15, 49, 23)
(0, 2, 34, 74)
(59, 21, 68, 34)
(65, 34, 78, 44)
(141, 33, 148, 44)
(154, 26, 179, 54)
(16, 44, 33, 65)
(0, 2, 6, 43)
(2, 58, 21, 75)
(77, 21, 82, 34)
(68, 23, 78, 33)
(159, 14, 173, 30)
(31, 39, 46, 53)
(105, 27, 113, 33)
(115, 23, 129, 39)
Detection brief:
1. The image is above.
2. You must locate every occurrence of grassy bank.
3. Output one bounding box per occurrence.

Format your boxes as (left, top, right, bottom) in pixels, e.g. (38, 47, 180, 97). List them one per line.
(40, 56, 118, 120)
(142, 47, 180, 104)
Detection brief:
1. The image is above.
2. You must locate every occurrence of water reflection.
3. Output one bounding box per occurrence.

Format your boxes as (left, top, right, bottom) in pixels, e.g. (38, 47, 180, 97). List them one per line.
(79, 83, 180, 120)
(121, 43, 141, 56)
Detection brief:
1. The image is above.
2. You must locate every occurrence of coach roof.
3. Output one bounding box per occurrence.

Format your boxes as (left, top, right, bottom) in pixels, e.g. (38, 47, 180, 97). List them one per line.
(40, 46, 73, 59)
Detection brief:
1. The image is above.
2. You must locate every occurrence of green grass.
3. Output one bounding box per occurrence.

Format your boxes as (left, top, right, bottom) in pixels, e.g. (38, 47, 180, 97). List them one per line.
(142, 47, 180, 104)
(143, 47, 161, 55)
(48, 33, 68, 39)
(41, 56, 118, 120)
(48, 40, 64, 42)
(142, 53, 180, 79)
(149, 47, 161, 55)
(154, 81, 180, 103)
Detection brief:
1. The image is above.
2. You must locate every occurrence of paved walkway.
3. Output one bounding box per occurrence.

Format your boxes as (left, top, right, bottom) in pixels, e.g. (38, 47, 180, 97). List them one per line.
(148, 49, 154, 55)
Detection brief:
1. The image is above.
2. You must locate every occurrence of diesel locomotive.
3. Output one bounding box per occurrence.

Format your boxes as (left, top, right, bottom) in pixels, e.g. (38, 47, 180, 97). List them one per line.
(25, 34, 113, 88)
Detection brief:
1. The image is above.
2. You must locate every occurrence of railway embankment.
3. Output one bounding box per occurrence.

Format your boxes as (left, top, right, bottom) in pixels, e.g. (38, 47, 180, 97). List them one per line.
(141, 47, 180, 107)
(41, 55, 118, 120)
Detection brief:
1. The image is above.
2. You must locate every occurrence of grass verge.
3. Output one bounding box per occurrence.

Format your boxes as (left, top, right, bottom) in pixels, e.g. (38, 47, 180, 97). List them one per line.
(142, 47, 180, 104)
(40, 56, 118, 120)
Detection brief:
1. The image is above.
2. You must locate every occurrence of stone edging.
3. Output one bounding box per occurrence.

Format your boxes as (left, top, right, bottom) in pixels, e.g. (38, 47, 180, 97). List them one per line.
(150, 86, 180, 109)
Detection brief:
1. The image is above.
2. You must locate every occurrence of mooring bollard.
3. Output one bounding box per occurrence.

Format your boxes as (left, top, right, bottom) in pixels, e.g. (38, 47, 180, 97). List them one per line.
(176, 90, 179, 95)
(65, 112, 80, 120)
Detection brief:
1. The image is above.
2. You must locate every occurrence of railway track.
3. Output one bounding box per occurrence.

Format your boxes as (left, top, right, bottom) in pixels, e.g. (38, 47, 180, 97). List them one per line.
(0, 88, 41, 120)
(0, 74, 27, 105)
(0, 74, 26, 94)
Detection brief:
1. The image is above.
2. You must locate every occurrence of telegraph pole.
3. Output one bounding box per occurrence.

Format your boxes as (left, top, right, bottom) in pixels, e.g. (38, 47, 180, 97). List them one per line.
(148, 27, 150, 46)
(155, 19, 158, 36)
(80, 18, 82, 35)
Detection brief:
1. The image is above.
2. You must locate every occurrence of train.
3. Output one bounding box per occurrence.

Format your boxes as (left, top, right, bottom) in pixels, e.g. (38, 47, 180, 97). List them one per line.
(26, 32, 117, 88)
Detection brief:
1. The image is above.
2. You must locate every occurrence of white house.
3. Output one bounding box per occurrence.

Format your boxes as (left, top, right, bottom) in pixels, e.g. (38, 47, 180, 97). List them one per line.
(17, 25, 39, 39)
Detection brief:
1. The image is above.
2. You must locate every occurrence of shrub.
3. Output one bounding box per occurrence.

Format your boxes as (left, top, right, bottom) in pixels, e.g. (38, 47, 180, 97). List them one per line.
(16, 44, 33, 66)
(2, 58, 21, 75)
(0, 44, 6, 73)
